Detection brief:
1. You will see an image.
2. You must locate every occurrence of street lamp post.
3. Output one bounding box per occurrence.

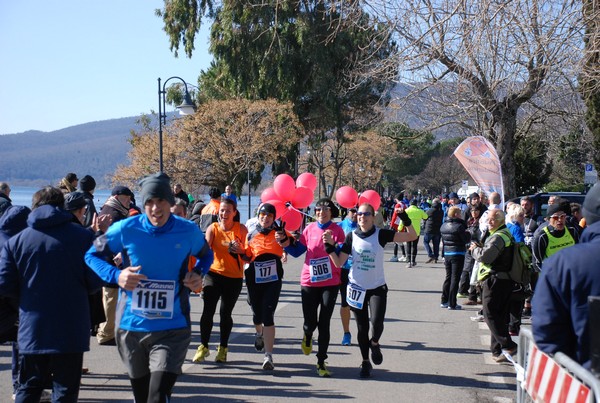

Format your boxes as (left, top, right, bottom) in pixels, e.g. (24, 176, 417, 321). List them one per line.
(157, 76, 196, 172)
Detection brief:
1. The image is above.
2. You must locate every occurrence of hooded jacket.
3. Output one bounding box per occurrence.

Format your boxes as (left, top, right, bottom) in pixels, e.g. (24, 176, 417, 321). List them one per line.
(0, 205, 104, 354)
(532, 220, 600, 368)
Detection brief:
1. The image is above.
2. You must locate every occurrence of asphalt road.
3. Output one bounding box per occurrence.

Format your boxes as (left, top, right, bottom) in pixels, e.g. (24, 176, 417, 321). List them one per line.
(0, 244, 520, 402)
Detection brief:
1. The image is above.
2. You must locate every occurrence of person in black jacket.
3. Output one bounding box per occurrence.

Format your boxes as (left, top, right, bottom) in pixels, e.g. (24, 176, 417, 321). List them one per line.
(423, 199, 444, 263)
(78, 175, 98, 228)
(440, 206, 471, 310)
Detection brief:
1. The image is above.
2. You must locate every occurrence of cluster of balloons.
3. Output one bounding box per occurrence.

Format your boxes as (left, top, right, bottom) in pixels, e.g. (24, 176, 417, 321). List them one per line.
(335, 186, 381, 211)
(260, 173, 317, 231)
(260, 173, 383, 230)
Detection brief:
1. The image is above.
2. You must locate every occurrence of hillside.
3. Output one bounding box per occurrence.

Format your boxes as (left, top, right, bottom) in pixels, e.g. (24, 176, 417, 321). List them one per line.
(0, 116, 148, 187)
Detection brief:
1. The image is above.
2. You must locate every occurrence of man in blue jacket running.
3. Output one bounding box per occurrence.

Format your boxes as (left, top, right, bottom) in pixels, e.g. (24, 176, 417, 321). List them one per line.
(86, 173, 213, 403)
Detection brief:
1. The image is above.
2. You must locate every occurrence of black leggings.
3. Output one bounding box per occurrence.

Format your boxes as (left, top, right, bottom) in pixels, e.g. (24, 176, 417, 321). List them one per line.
(351, 285, 388, 361)
(406, 237, 420, 263)
(246, 279, 282, 327)
(301, 285, 338, 363)
(200, 271, 243, 347)
(130, 371, 178, 403)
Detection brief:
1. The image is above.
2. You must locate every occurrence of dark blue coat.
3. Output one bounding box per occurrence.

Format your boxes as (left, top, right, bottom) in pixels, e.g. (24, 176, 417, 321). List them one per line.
(0, 205, 104, 354)
(532, 220, 600, 368)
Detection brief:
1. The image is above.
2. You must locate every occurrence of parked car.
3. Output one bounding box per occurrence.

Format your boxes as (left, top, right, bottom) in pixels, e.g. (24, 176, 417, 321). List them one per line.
(510, 192, 586, 217)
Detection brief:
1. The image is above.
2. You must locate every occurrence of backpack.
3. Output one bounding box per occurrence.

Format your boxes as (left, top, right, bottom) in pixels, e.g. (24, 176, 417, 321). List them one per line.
(495, 229, 532, 286)
(508, 241, 532, 285)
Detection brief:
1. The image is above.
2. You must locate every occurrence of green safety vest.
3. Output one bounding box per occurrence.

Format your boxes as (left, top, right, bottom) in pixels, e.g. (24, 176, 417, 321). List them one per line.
(542, 226, 575, 258)
(477, 228, 512, 282)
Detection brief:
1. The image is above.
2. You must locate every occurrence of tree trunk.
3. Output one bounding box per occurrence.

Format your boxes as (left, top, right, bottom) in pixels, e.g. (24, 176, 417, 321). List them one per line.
(493, 104, 518, 200)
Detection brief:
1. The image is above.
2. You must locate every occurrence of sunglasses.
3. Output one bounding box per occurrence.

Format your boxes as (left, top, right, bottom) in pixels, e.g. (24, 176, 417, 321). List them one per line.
(550, 214, 566, 220)
(314, 207, 331, 212)
(356, 211, 373, 217)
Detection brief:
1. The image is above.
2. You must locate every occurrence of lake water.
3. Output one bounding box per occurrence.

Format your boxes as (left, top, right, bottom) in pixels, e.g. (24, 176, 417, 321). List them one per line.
(9, 186, 263, 221)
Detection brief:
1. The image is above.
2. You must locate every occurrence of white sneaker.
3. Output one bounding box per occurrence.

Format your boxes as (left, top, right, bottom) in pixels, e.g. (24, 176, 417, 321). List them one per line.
(262, 355, 274, 370)
(470, 314, 485, 322)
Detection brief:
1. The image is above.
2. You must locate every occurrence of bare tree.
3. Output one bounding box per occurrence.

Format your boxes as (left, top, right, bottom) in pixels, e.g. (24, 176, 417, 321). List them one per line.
(331, 0, 586, 197)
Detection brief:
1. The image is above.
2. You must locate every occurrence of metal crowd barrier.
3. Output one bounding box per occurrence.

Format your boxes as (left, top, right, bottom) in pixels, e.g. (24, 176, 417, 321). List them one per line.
(516, 327, 600, 403)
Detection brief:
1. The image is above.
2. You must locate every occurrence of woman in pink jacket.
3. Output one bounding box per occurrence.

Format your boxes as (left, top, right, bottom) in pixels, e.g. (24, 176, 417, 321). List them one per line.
(276, 198, 345, 377)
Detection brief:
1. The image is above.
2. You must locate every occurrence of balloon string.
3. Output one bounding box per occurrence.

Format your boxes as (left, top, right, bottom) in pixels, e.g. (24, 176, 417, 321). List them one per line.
(284, 204, 315, 220)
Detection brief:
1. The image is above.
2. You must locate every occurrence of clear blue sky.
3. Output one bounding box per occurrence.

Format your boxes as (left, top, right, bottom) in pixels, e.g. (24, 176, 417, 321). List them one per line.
(0, 1, 212, 135)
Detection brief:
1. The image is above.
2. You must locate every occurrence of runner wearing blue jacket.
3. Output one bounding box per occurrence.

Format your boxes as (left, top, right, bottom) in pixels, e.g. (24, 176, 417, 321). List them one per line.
(85, 173, 213, 403)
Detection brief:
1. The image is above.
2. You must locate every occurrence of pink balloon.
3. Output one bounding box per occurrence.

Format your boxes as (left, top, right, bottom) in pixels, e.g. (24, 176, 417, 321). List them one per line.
(265, 199, 287, 219)
(335, 186, 359, 209)
(260, 187, 279, 203)
(358, 189, 381, 211)
(273, 174, 296, 201)
(296, 172, 317, 192)
(292, 186, 314, 209)
(281, 208, 303, 231)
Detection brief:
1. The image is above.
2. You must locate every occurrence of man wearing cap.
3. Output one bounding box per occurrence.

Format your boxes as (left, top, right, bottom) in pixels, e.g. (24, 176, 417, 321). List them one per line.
(78, 175, 98, 227)
(85, 173, 213, 402)
(0, 186, 104, 401)
(94, 185, 135, 346)
(64, 191, 111, 351)
(531, 202, 579, 273)
(532, 183, 600, 368)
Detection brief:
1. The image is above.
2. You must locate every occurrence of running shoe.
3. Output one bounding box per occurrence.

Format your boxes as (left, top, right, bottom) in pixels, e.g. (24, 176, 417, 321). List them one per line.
(447, 305, 462, 310)
(317, 362, 331, 377)
(470, 314, 485, 322)
(400, 256, 408, 262)
(341, 332, 352, 346)
(456, 293, 469, 299)
(389, 256, 399, 262)
(359, 361, 373, 378)
(255, 333, 264, 352)
(192, 345, 210, 363)
(370, 340, 383, 365)
(302, 334, 313, 355)
(215, 346, 228, 363)
(440, 303, 449, 308)
(262, 354, 274, 370)
(406, 262, 413, 268)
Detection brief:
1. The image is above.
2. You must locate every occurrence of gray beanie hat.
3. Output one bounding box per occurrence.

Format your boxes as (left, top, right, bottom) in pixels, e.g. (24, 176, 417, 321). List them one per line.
(583, 183, 600, 225)
(139, 173, 175, 207)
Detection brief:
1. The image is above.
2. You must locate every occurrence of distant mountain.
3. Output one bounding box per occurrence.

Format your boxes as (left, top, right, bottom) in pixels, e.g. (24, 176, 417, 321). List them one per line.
(0, 116, 149, 188)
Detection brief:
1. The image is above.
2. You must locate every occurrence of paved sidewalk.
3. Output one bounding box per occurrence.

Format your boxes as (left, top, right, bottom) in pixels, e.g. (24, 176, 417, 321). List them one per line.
(0, 244, 519, 402)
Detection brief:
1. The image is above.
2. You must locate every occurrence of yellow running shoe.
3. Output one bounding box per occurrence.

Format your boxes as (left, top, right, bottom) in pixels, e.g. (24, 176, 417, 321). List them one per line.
(316, 362, 331, 377)
(215, 346, 228, 363)
(192, 345, 210, 363)
(301, 334, 313, 355)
